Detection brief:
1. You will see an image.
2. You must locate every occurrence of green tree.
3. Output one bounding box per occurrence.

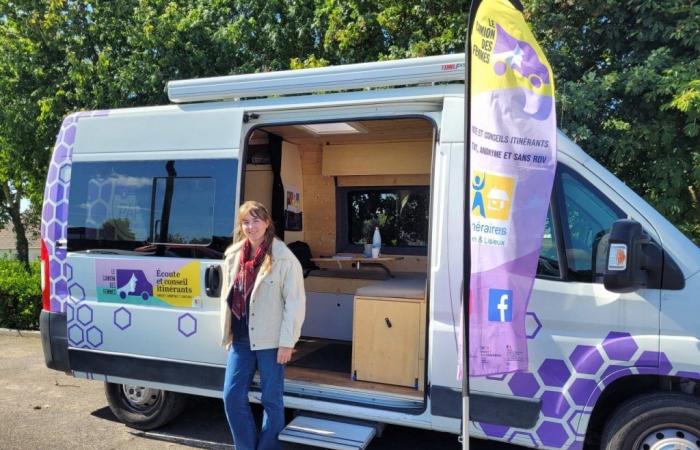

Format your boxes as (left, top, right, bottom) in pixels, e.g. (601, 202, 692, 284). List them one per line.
(526, 0, 700, 242)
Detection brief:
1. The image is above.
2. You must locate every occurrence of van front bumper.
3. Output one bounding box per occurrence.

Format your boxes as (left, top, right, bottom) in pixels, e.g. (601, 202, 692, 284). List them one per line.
(40, 310, 70, 373)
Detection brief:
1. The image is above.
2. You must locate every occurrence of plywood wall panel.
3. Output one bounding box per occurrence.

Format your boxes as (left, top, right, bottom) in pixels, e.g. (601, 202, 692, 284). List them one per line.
(300, 143, 336, 257)
(322, 141, 431, 176)
(336, 174, 430, 187)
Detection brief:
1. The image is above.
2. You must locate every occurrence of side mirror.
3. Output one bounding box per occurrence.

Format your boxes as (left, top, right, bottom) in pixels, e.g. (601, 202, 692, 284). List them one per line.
(603, 219, 662, 293)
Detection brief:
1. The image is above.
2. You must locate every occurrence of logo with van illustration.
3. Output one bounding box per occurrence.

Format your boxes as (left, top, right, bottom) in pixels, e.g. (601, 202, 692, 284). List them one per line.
(490, 23, 554, 121)
(471, 171, 516, 221)
(116, 269, 153, 300)
(492, 23, 550, 89)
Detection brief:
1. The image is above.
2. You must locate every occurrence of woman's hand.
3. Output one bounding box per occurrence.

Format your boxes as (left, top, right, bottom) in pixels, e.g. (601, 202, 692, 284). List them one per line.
(277, 347, 293, 364)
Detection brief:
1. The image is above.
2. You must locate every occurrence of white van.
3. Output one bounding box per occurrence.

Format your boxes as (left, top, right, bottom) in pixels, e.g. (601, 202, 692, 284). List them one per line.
(39, 54, 700, 450)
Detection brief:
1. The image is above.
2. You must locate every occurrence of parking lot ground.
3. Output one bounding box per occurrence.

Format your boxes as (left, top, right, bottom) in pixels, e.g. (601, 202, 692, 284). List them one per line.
(0, 332, 524, 450)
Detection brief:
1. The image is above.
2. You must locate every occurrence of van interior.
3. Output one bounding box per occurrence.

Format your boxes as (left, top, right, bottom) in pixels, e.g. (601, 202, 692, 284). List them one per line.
(242, 117, 435, 403)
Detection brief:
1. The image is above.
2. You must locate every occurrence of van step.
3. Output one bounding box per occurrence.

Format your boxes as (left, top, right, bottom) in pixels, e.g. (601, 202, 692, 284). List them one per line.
(279, 415, 379, 450)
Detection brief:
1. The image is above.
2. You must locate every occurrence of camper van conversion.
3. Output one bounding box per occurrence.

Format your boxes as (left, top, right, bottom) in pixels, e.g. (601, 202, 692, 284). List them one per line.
(39, 54, 700, 450)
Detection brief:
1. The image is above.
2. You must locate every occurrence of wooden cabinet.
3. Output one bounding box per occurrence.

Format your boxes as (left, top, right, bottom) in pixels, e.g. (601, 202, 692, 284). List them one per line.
(351, 296, 425, 389)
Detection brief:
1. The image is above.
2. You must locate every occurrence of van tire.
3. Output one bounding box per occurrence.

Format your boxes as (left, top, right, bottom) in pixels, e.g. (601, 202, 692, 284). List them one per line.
(104, 382, 187, 430)
(600, 392, 700, 450)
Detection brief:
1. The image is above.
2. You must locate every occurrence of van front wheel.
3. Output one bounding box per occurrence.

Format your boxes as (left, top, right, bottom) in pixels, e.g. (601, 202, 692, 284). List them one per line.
(104, 382, 187, 430)
(601, 392, 700, 450)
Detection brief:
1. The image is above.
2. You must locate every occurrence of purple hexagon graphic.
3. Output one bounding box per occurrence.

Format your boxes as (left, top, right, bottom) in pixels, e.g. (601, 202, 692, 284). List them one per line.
(658, 352, 672, 375)
(63, 124, 77, 145)
(47, 220, 63, 240)
(55, 202, 68, 224)
(569, 378, 600, 406)
(42, 202, 54, 222)
(567, 409, 587, 438)
(568, 345, 604, 375)
(178, 313, 197, 337)
(50, 260, 61, 278)
(566, 440, 584, 450)
(113, 307, 132, 330)
(47, 164, 58, 184)
(63, 263, 73, 281)
(525, 311, 542, 340)
(508, 371, 540, 398)
(538, 359, 571, 388)
(541, 390, 570, 418)
(602, 331, 638, 361)
(69, 283, 86, 302)
(55, 279, 68, 297)
(636, 350, 659, 367)
(536, 421, 570, 448)
(508, 431, 537, 447)
(600, 365, 632, 385)
(676, 371, 700, 379)
(486, 373, 507, 381)
(68, 324, 84, 346)
(76, 304, 93, 326)
(50, 183, 65, 202)
(479, 422, 508, 438)
(86, 326, 103, 347)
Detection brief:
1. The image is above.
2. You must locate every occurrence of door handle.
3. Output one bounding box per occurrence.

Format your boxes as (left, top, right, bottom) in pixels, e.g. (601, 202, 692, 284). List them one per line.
(205, 265, 222, 297)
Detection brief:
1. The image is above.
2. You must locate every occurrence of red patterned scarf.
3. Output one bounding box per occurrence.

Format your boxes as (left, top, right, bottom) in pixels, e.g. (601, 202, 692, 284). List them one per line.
(230, 239, 268, 320)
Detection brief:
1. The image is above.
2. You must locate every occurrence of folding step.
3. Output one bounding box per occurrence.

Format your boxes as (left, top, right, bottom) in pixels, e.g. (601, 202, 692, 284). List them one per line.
(279, 415, 380, 450)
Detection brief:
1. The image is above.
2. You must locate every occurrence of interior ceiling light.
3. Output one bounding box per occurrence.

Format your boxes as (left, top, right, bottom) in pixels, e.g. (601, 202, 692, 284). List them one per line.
(298, 122, 365, 135)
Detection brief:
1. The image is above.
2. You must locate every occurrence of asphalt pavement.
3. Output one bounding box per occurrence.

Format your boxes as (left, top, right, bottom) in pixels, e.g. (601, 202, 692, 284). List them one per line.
(0, 331, 524, 450)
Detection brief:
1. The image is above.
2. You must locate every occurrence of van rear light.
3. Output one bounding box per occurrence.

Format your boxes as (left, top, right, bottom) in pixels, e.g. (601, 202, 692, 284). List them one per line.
(40, 239, 50, 311)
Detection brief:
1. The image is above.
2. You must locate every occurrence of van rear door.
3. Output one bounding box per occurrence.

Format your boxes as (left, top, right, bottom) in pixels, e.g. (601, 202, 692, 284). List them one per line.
(44, 104, 244, 386)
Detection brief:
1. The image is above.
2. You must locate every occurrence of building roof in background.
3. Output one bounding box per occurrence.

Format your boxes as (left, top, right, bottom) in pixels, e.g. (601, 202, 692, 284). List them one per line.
(0, 222, 40, 251)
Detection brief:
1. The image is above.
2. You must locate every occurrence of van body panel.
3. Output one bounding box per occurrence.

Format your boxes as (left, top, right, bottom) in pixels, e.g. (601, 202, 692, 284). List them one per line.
(39, 81, 700, 450)
(427, 96, 464, 389)
(73, 107, 244, 159)
(659, 271, 700, 375)
(63, 254, 228, 365)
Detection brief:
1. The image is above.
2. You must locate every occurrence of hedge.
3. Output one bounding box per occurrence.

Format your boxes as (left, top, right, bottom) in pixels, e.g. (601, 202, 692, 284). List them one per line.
(0, 259, 41, 330)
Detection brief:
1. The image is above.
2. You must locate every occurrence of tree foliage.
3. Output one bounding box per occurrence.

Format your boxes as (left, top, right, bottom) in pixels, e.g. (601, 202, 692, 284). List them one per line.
(526, 0, 700, 242)
(0, 0, 698, 251)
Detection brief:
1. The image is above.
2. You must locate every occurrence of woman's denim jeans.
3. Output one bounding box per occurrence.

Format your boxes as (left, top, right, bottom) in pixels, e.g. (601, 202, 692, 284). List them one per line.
(223, 336, 285, 450)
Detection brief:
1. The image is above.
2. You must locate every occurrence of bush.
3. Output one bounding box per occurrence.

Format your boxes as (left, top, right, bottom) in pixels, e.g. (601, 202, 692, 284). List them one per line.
(0, 260, 41, 330)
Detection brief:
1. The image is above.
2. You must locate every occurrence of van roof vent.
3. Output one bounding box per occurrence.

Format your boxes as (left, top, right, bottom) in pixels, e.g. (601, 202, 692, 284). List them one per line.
(167, 53, 465, 104)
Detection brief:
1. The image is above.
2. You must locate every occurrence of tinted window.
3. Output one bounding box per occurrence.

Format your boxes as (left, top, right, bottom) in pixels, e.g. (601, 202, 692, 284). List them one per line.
(559, 168, 625, 282)
(345, 187, 429, 250)
(537, 208, 561, 278)
(67, 159, 237, 258)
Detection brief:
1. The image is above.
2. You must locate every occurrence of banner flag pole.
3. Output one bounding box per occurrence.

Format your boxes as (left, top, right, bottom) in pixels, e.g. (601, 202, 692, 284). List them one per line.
(461, 1, 556, 448)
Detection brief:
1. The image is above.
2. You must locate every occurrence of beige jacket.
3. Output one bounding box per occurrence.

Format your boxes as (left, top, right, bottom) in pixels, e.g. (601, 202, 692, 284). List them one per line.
(219, 238, 306, 351)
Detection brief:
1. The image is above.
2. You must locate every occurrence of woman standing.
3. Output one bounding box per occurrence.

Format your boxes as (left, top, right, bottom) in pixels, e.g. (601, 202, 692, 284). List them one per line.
(220, 201, 306, 450)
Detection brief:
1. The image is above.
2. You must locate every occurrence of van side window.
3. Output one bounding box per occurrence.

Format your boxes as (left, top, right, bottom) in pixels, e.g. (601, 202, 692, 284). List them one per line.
(558, 167, 625, 282)
(537, 208, 561, 278)
(336, 186, 429, 254)
(67, 159, 237, 258)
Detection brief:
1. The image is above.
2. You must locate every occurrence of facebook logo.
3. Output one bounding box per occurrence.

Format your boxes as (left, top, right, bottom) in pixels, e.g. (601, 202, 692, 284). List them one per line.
(488, 289, 513, 322)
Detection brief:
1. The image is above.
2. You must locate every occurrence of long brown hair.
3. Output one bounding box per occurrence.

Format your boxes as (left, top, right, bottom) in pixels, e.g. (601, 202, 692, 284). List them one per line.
(234, 201, 276, 273)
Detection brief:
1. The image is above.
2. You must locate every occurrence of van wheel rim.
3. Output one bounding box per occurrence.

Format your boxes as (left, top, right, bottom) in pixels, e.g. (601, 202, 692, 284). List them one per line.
(121, 385, 161, 411)
(639, 427, 700, 450)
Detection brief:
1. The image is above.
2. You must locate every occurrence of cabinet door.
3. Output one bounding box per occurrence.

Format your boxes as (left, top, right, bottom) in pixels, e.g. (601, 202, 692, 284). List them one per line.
(353, 298, 421, 387)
